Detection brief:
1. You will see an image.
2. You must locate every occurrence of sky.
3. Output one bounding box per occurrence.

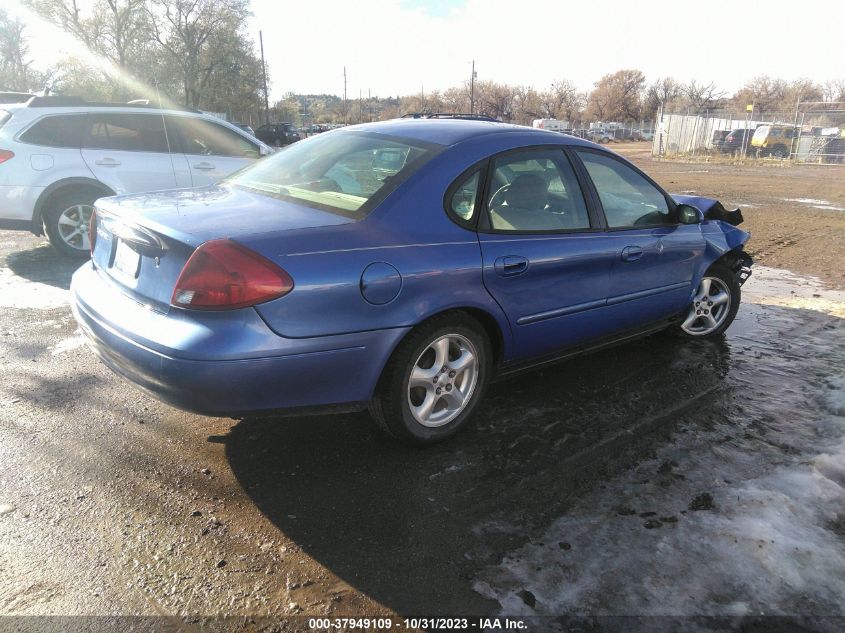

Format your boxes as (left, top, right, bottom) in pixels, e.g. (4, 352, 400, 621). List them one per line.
(7, 0, 845, 101)
(247, 0, 845, 101)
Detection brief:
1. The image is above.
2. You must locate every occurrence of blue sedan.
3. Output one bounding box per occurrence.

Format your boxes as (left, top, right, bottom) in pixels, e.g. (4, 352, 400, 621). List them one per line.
(71, 117, 752, 444)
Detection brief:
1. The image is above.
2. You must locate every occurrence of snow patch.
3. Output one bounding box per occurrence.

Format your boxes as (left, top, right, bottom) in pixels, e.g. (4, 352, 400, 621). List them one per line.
(785, 198, 845, 212)
(51, 331, 86, 355)
(823, 376, 845, 417)
(743, 266, 845, 318)
(474, 442, 845, 617)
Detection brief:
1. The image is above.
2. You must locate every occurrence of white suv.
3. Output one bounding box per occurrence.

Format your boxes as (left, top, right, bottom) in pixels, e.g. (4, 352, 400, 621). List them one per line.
(0, 96, 272, 257)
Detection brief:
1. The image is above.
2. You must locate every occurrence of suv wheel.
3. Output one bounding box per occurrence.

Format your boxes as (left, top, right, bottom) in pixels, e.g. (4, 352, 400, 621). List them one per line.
(43, 188, 102, 258)
(369, 313, 491, 445)
(771, 144, 788, 159)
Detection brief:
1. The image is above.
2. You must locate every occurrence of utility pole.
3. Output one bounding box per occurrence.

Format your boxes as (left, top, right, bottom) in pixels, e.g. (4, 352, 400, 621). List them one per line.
(470, 60, 476, 114)
(343, 66, 347, 125)
(259, 31, 270, 125)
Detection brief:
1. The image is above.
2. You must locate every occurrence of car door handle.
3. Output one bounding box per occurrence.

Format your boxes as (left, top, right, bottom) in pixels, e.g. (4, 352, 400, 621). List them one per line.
(193, 162, 215, 170)
(494, 255, 529, 277)
(95, 158, 121, 166)
(621, 246, 644, 262)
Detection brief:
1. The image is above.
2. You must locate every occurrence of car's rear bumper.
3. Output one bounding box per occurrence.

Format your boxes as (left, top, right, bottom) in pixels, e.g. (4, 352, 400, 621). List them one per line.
(71, 263, 408, 416)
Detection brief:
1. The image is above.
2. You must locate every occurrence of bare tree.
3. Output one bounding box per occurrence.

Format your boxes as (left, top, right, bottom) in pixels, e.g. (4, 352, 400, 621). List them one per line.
(642, 77, 682, 119)
(0, 8, 44, 91)
(586, 69, 645, 122)
(27, 0, 150, 98)
(823, 79, 845, 103)
(539, 79, 583, 121)
(145, 0, 251, 108)
(682, 80, 724, 112)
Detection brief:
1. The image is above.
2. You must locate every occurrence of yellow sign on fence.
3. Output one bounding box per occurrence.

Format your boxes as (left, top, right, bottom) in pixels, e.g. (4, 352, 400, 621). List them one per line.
(746, 104, 754, 112)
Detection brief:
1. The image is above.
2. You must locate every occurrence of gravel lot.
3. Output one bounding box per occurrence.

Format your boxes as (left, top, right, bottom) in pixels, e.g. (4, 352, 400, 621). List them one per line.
(1, 154, 844, 632)
(617, 143, 845, 289)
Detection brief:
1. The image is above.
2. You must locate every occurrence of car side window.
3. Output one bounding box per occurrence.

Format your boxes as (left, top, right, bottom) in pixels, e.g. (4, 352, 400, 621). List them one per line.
(20, 114, 87, 148)
(84, 113, 169, 153)
(168, 116, 259, 158)
(448, 169, 482, 222)
(485, 150, 590, 232)
(576, 151, 673, 228)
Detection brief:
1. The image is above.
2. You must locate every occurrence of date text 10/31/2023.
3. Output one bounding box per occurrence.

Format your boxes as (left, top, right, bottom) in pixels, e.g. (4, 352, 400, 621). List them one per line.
(307, 617, 528, 630)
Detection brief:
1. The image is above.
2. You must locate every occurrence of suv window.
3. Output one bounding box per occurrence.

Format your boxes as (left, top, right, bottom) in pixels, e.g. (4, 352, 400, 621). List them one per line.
(168, 116, 259, 158)
(20, 114, 87, 148)
(486, 150, 590, 232)
(84, 113, 169, 153)
(576, 151, 672, 228)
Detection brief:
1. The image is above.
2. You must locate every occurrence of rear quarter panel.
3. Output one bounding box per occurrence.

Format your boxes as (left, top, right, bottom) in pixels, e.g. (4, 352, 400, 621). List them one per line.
(248, 137, 539, 357)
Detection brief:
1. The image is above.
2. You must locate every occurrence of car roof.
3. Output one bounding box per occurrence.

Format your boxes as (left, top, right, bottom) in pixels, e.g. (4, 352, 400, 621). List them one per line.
(346, 118, 598, 148)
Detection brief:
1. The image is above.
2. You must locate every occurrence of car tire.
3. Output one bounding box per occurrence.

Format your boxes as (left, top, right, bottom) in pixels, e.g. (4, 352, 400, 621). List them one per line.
(676, 264, 741, 339)
(369, 313, 491, 445)
(43, 187, 103, 258)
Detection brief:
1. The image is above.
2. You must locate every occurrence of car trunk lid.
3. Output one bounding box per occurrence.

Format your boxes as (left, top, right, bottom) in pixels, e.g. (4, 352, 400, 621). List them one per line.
(91, 184, 353, 310)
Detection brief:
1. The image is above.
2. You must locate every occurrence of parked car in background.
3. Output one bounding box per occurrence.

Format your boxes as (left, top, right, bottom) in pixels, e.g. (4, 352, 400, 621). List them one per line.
(0, 96, 272, 257)
(588, 129, 613, 143)
(255, 122, 300, 147)
(751, 124, 797, 158)
(711, 130, 730, 151)
(532, 119, 569, 132)
(232, 122, 256, 137)
(72, 117, 752, 445)
(720, 128, 756, 154)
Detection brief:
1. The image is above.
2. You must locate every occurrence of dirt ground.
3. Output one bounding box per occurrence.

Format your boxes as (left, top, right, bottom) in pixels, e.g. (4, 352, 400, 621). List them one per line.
(615, 142, 845, 289)
(2, 147, 845, 632)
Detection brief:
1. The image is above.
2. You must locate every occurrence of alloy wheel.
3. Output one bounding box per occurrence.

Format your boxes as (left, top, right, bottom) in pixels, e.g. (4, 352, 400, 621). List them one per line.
(56, 204, 94, 251)
(681, 276, 731, 336)
(407, 333, 479, 427)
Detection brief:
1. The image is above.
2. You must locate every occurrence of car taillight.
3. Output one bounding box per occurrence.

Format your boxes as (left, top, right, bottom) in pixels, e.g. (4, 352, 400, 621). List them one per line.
(0, 150, 13, 164)
(88, 209, 97, 256)
(171, 239, 294, 310)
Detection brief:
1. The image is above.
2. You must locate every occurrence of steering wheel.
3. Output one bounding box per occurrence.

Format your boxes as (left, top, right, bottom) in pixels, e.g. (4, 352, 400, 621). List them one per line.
(488, 183, 512, 208)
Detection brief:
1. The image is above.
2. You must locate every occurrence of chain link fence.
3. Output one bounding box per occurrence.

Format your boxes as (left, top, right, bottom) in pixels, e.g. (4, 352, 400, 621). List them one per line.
(652, 103, 845, 164)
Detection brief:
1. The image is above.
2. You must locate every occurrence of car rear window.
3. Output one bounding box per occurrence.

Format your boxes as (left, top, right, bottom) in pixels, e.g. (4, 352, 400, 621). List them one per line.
(19, 114, 87, 147)
(228, 131, 440, 219)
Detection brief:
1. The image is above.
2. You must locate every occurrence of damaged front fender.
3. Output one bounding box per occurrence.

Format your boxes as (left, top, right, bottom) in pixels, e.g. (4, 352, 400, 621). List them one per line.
(673, 194, 753, 286)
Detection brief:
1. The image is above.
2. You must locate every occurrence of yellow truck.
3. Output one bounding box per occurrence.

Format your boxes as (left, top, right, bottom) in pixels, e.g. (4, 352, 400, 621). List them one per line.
(751, 124, 798, 158)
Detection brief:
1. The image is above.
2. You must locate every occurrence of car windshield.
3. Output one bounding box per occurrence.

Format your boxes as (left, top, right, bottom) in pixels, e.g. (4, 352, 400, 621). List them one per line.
(228, 130, 439, 219)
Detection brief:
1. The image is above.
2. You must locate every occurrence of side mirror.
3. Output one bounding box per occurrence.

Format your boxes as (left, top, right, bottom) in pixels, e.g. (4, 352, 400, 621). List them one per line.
(677, 203, 703, 224)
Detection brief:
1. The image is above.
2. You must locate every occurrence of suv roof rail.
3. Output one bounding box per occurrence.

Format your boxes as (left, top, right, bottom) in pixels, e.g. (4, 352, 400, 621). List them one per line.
(0, 91, 36, 104)
(401, 112, 498, 122)
(25, 95, 200, 113)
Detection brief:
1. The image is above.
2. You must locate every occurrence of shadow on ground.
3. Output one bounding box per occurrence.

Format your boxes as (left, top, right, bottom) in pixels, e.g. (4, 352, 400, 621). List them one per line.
(225, 331, 736, 616)
(4, 244, 77, 290)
